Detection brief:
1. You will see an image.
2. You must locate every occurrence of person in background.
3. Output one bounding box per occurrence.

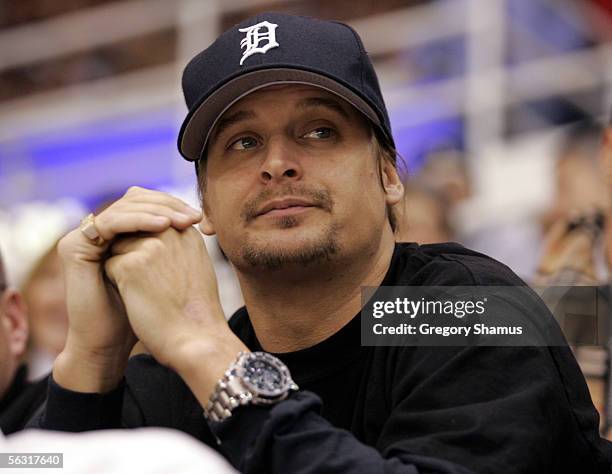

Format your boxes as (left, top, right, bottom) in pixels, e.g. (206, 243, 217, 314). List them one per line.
(534, 122, 610, 438)
(21, 242, 69, 380)
(0, 248, 47, 434)
(601, 117, 612, 441)
(395, 181, 453, 244)
(540, 123, 608, 243)
(534, 123, 608, 290)
(601, 118, 612, 273)
(417, 149, 471, 209)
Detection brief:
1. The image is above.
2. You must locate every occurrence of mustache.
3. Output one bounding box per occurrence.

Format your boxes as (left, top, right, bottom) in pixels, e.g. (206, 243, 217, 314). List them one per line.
(242, 184, 333, 222)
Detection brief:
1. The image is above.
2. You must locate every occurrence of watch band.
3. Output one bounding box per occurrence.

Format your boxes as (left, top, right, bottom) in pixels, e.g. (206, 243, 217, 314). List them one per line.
(205, 366, 253, 422)
(204, 351, 298, 422)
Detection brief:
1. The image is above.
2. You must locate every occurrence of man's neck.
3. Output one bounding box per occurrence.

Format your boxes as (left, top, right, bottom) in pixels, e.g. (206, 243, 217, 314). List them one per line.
(236, 231, 396, 353)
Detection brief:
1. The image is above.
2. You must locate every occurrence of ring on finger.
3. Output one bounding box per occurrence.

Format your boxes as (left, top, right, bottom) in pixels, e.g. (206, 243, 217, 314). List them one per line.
(79, 213, 106, 246)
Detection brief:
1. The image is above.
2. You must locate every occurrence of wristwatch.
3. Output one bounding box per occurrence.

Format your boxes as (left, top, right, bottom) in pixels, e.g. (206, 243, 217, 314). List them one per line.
(204, 351, 299, 422)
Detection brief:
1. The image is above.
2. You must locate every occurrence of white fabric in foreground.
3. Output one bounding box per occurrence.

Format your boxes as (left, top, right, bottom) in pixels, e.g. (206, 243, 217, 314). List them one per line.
(0, 427, 236, 473)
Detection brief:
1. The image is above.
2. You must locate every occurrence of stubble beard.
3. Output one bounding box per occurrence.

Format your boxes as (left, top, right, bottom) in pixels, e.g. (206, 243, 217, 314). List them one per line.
(240, 220, 341, 271)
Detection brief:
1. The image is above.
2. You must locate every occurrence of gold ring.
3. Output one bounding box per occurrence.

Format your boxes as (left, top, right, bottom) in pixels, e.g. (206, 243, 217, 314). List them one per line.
(79, 213, 105, 246)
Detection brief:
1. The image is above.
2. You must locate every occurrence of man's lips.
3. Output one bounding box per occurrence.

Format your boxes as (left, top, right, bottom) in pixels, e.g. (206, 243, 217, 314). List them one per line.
(256, 198, 317, 218)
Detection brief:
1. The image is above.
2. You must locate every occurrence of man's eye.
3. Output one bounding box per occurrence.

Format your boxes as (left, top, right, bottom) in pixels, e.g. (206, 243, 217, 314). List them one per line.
(303, 127, 334, 139)
(229, 136, 258, 150)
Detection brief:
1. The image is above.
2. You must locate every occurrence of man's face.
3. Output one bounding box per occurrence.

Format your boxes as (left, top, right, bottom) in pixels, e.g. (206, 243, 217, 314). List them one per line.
(200, 85, 402, 272)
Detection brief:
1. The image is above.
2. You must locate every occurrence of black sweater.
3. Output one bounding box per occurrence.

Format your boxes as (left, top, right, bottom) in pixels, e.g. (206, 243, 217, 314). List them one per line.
(33, 243, 612, 473)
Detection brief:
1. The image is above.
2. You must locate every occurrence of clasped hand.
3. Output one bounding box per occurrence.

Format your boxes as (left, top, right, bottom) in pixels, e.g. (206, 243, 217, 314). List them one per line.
(56, 186, 241, 385)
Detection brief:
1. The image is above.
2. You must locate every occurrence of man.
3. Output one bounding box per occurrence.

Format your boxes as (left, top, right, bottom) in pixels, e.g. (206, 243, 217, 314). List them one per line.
(0, 250, 47, 434)
(34, 13, 612, 473)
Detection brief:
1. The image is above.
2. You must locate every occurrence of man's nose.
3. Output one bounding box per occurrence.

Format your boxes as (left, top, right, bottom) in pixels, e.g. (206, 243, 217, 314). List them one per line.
(259, 137, 303, 183)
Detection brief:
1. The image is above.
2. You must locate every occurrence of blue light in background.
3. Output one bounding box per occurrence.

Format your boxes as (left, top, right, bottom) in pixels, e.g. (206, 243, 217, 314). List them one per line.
(393, 117, 464, 175)
(0, 106, 194, 208)
(26, 123, 176, 170)
(507, 0, 593, 59)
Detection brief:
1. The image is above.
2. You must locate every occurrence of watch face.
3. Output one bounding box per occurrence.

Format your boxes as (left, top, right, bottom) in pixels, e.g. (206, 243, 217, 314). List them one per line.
(240, 353, 291, 398)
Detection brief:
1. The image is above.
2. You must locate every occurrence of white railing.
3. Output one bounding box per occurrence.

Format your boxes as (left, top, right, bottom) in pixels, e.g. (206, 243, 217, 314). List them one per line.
(0, 0, 610, 192)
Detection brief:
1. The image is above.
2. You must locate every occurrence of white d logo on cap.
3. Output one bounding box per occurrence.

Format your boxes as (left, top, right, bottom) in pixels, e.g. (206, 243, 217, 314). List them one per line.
(239, 21, 279, 66)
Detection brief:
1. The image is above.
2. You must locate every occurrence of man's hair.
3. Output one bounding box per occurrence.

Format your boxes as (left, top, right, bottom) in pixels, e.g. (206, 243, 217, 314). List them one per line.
(195, 125, 402, 233)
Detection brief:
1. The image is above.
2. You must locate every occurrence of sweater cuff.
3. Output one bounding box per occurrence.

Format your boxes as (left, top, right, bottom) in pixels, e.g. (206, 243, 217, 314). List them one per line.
(41, 375, 125, 431)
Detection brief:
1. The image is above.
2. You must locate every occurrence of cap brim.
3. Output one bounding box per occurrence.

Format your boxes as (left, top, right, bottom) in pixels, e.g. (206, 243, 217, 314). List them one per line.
(178, 68, 383, 161)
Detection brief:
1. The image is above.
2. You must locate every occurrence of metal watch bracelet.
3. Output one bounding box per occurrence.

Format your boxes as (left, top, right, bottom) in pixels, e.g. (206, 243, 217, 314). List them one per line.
(204, 363, 254, 422)
(204, 351, 298, 422)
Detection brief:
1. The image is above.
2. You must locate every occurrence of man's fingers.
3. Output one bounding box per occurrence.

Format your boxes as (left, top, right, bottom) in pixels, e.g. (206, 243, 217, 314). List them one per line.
(110, 202, 200, 228)
(109, 234, 151, 256)
(89, 187, 203, 242)
(124, 186, 201, 217)
(95, 208, 200, 243)
(95, 212, 173, 241)
(104, 254, 121, 287)
(131, 203, 201, 224)
(69, 186, 203, 250)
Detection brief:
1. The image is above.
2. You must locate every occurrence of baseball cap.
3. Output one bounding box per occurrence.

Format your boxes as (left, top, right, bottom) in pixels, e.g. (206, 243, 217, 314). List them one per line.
(178, 12, 395, 162)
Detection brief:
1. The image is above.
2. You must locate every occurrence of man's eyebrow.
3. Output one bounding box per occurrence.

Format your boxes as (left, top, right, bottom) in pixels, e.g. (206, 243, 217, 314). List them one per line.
(210, 97, 351, 145)
(296, 97, 351, 120)
(210, 110, 257, 143)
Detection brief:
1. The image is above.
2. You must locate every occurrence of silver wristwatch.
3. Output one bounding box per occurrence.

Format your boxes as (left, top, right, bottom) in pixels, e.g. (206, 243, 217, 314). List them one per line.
(204, 351, 299, 422)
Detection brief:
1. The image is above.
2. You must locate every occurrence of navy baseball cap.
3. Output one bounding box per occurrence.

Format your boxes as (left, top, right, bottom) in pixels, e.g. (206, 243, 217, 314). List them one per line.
(178, 12, 395, 162)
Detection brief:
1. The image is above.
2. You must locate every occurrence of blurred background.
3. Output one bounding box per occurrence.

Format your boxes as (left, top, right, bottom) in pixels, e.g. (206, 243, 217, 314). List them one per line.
(1, 0, 612, 431)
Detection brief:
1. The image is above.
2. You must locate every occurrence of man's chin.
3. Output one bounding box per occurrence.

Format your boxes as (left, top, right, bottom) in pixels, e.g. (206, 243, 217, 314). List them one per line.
(239, 226, 341, 271)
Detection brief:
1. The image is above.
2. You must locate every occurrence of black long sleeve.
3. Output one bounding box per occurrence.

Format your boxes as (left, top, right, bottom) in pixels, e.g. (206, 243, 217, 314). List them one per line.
(33, 376, 124, 432)
(33, 376, 472, 473)
(211, 391, 474, 474)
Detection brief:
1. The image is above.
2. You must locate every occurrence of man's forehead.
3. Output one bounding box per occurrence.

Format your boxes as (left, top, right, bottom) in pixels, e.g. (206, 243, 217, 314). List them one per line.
(221, 84, 352, 117)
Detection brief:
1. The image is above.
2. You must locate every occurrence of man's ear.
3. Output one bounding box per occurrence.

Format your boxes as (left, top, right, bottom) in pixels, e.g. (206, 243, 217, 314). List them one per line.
(380, 159, 404, 206)
(1, 290, 28, 360)
(198, 205, 216, 236)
